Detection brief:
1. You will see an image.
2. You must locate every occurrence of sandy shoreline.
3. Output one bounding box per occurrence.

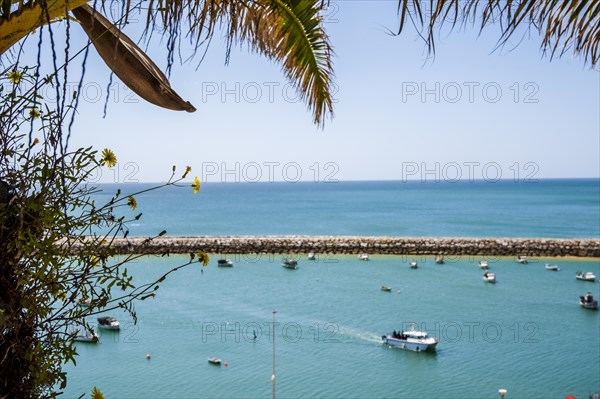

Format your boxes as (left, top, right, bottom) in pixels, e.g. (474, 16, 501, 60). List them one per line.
(67, 235, 600, 257)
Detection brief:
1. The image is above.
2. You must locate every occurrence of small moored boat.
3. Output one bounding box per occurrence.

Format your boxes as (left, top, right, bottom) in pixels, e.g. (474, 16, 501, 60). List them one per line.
(208, 357, 222, 365)
(435, 256, 444, 264)
(73, 329, 98, 343)
(579, 292, 598, 310)
(516, 255, 528, 264)
(380, 286, 392, 292)
(358, 253, 369, 261)
(307, 252, 316, 260)
(575, 271, 597, 282)
(544, 263, 560, 271)
(382, 324, 438, 352)
(282, 259, 298, 269)
(97, 316, 120, 330)
(78, 297, 92, 308)
(217, 259, 234, 267)
(479, 260, 489, 269)
(483, 271, 496, 283)
(409, 261, 418, 269)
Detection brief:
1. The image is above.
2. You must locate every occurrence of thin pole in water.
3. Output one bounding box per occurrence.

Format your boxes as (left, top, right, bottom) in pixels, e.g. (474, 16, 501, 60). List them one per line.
(272, 309, 276, 399)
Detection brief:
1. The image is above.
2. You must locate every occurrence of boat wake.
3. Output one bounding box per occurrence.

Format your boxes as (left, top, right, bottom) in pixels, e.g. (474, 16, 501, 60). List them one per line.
(336, 325, 382, 345)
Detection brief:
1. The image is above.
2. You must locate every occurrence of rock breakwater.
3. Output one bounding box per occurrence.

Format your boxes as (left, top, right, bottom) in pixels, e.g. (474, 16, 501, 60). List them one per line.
(83, 236, 600, 257)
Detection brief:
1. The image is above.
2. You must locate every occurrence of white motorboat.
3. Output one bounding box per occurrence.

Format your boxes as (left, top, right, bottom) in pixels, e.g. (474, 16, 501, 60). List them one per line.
(358, 253, 369, 261)
(73, 329, 98, 343)
(479, 260, 489, 269)
(208, 357, 222, 365)
(217, 259, 234, 267)
(483, 271, 496, 283)
(78, 297, 92, 308)
(579, 292, 598, 310)
(380, 286, 392, 292)
(97, 316, 120, 330)
(409, 261, 418, 269)
(435, 256, 444, 264)
(307, 252, 316, 260)
(282, 259, 298, 269)
(575, 271, 597, 282)
(516, 256, 528, 264)
(382, 324, 438, 352)
(544, 263, 560, 271)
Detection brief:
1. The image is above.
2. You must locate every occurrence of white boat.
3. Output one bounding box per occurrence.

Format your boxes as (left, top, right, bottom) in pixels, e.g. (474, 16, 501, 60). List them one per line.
(479, 260, 489, 269)
(217, 259, 233, 267)
(78, 297, 92, 308)
(382, 324, 438, 352)
(409, 261, 418, 269)
(544, 263, 560, 271)
(358, 253, 369, 261)
(435, 256, 444, 264)
(579, 292, 598, 310)
(208, 357, 222, 365)
(380, 286, 392, 292)
(483, 271, 496, 283)
(97, 316, 120, 330)
(575, 271, 597, 282)
(282, 259, 298, 269)
(73, 329, 98, 343)
(516, 255, 528, 264)
(307, 252, 316, 260)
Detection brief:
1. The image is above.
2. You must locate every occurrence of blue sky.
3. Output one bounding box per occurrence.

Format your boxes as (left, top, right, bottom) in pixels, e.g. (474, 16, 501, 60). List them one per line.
(48, 1, 600, 182)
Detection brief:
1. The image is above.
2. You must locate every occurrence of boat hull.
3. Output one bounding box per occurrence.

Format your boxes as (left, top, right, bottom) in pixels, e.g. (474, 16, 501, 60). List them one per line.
(580, 302, 598, 310)
(217, 258, 234, 267)
(98, 325, 120, 330)
(208, 357, 222, 365)
(74, 333, 99, 343)
(382, 336, 437, 352)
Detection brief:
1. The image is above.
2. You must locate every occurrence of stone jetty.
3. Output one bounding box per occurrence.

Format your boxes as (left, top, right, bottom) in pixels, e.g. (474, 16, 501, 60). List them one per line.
(81, 236, 600, 257)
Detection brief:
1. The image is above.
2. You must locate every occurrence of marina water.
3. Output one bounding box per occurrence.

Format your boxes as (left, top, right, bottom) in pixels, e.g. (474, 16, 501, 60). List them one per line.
(63, 179, 600, 398)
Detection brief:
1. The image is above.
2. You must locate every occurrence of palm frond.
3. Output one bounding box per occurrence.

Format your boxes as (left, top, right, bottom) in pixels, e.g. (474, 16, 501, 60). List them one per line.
(72, 4, 196, 112)
(240, 0, 335, 126)
(396, 0, 599, 66)
(144, 0, 335, 126)
(0, 1, 334, 124)
(0, 0, 89, 55)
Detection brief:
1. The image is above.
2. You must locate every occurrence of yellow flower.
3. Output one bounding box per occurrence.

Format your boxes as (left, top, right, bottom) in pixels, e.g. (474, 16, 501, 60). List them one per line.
(28, 108, 41, 119)
(127, 196, 137, 210)
(191, 176, 200, 194)
(182, 165, 192, 179)
(100, 148, 117, 167)
(196, 251, 209, 267)
(7, 70, 22, 84)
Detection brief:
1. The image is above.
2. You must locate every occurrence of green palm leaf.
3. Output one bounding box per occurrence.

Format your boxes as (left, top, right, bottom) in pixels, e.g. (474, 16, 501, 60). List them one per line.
(0, 0, 334, 125)
(395, 0, 599, 66)
(145, 0, 335, 125)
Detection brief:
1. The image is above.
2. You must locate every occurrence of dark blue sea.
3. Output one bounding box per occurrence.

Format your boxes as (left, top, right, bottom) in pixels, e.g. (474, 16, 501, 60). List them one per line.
(94, 179, 600, 238)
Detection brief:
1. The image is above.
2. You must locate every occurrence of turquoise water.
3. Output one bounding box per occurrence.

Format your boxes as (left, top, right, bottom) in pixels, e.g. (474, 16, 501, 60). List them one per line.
(94, 179, 600, 239)
(63, 179, 600, 398)
(64, 255, 599, 399)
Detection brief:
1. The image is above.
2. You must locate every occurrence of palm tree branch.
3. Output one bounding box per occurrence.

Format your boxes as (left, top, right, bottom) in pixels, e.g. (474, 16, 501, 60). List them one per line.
(0, 0, 89, 55)
(140, 0, 334, 125)
(395, 0, 599, 66)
